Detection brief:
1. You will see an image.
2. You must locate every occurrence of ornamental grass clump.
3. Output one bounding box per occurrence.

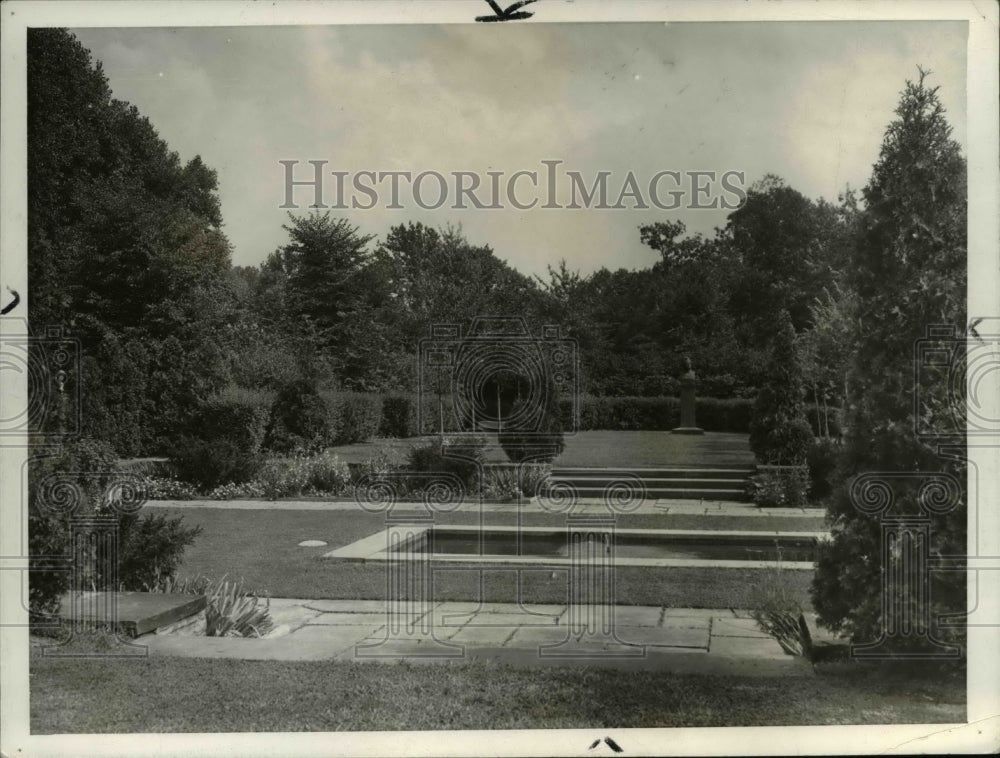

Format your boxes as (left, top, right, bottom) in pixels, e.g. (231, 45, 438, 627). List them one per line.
(747, 551, 813, 658)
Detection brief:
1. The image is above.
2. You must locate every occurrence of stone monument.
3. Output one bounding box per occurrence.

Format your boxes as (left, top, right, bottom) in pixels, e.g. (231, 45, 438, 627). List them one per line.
(671, 356, 704, 435)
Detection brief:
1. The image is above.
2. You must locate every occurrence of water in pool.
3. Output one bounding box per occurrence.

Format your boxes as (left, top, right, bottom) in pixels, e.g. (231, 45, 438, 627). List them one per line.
(397, 531, 816, 563)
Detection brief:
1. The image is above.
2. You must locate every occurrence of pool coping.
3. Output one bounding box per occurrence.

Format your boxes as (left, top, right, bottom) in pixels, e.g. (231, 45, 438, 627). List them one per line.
(323, 525, 827, 570)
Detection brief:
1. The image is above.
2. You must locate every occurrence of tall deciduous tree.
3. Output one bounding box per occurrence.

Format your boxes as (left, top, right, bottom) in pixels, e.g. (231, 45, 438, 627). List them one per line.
(811, 69, 967, 652)
(28, 29, 234, 453)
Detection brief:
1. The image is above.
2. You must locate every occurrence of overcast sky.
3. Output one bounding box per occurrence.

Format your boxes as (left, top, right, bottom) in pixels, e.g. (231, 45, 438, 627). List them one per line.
(71, 21, 967, 278)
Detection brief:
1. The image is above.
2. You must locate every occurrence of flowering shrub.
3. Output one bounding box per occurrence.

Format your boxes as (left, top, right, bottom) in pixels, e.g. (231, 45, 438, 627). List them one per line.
(253, 451, 351, 499)
(481, 467, 520, 501)
(206, 480, 266, 500)
(144, 476, 199, 500)
(747, 465, 809, 507)
(517, 462, 552, 498)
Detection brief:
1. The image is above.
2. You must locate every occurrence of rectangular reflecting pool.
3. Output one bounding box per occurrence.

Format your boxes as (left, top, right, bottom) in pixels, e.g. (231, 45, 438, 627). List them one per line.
(326, 526, 826, 569)
(415, 531, 817, 563)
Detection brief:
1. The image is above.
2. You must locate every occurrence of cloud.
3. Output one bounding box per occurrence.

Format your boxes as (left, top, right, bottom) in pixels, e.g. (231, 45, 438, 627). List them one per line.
(70, 22, 966, 278)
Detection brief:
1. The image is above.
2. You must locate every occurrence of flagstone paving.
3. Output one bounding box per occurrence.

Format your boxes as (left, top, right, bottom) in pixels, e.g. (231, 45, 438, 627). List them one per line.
(139, 599, 814, 675)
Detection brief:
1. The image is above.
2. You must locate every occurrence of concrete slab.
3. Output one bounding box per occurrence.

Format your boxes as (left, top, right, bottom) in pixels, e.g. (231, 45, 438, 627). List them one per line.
(300, 599, 389, 613)
(709, 634, 788, 658)
(462, 612, 561, 627)
(441, 601, 565, 616)
(143, 628, 358, 661)
(434, 602, 564, 627)
(711, 616, 770, 638)
(307, 612, 391, 626)
(615, 626, 708, 649)
(440, 625, 516, 647)
(507, 626, 573, 646)
(660, 616, 713, 631)
(611, 606, 663, 627)
(59, 591, 205, 637)
(264, 604, 322, 629)
(662, 607, 731, 620)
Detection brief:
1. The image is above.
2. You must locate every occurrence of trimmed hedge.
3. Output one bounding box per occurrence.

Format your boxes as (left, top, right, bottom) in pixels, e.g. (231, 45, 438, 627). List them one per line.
(325, 392, 383, 445)
(169, 388, 830, 451)
(171, 390, 270, 488)
(558, 395, 753, 433)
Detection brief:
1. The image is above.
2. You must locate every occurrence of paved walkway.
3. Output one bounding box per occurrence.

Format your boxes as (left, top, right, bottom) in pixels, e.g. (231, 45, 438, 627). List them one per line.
(142, 599, 814, 676)
(147, 498, 826, 518)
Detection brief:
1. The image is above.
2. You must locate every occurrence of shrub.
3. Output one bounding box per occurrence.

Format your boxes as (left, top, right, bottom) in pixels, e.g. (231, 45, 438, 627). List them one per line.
(28, 439, 202, 617)
(256, 455, 312, 499)
(749, 311, 813, 465)
(199, 389, 270, 449)
(265, 379, 331, 454)
(170, 436, 264, 490)
(205, 480, 266, 500)
(806, 437, 841, 502)
(499, 404, 566, 464)
(115, 512, 202, 591)
(747, 465, 809, 508)
(407, 436, 485, 493)
(305, 450, 351, 493)
(251, 450, 351, 499)
(170, 390, 269, 489)
(328, 392, 383, 444)
(144, 476, 199, 500)
(806, 405, 843, 438)
(379, 395, 418, 438)
(351, 443, 408, 482)
(697, 398, 754, 433)
(516, 462, 553, 498)
(28, 439, 120, 618)
(481, 467, 521, 501)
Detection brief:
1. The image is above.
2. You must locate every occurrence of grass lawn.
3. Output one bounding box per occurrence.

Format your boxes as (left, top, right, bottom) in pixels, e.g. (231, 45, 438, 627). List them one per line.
(30, 644, 964, 732)
(151, 505, 820, 606)
(331, 430, 756, 468)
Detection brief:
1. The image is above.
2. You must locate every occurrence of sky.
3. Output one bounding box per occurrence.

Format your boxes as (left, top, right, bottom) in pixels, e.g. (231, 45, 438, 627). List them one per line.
(71, 21, 967, 279)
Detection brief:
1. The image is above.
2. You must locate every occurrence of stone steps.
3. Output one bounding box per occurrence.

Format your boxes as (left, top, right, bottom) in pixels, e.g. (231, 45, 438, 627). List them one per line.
(548, 466, 756, 502)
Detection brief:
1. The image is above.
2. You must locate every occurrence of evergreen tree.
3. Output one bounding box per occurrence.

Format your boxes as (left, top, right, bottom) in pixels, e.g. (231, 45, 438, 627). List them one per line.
(810, 69, 967, 653)
(748, 310, 812, 465)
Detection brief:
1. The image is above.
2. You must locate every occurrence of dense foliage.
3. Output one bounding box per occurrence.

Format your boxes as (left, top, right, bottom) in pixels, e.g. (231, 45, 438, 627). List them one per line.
(749, 311, 813, 465)
(27, 32, 968, 652)
(810, 70, 967, 654)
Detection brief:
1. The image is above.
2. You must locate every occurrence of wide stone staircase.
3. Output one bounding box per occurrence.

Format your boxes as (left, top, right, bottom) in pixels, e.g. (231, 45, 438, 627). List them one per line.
(546, 465, 757, 502)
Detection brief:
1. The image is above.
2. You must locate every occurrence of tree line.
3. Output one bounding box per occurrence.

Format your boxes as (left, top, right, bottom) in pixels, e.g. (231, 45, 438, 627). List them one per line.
(28, 30, 968, 653)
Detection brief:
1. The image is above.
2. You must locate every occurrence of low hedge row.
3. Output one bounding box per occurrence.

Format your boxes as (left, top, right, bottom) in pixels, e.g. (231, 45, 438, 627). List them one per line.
(181, 389, 841, 447)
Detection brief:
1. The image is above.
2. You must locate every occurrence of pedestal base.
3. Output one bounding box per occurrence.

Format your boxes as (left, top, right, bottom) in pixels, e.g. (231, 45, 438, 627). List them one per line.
(671, 427, 704, 435)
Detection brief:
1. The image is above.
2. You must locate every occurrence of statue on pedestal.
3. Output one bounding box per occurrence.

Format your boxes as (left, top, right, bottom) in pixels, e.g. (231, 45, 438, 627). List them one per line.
(672, 356, 704, 435)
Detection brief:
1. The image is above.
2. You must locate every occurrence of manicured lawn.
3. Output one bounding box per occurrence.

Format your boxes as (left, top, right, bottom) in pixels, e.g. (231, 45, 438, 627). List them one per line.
(331, 430, 756, 468)
(149, 505, 820, 607)
(30, 648, 964, 732)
